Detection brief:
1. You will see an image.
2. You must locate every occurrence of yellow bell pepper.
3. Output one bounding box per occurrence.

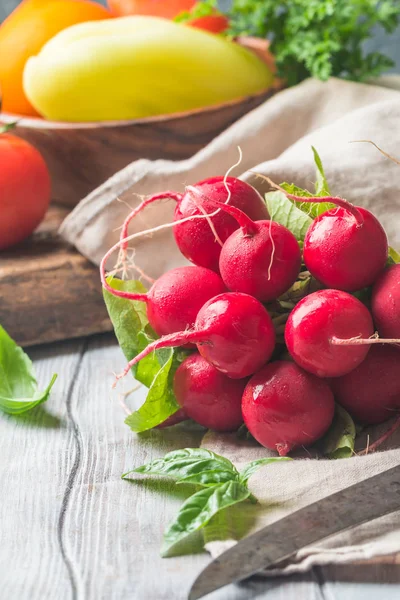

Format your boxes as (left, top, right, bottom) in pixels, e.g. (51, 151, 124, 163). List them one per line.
(23, 16, 273, 122)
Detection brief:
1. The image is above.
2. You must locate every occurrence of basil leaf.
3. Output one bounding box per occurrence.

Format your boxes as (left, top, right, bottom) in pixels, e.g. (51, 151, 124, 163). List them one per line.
(0, 326, 57, 415)
(320, 404, 356, 459)
(161, 481, 250, 557)
(0, 375, 57, 415)
(124, 448, 238, 485)
(265, 191, 312, 242)
(239, 457, 291, 486)
(124, 348, 180, 432)
(388, 247, 400, 265)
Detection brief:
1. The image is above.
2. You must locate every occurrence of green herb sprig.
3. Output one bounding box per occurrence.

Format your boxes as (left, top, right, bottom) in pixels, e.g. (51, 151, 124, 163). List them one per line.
(188, 1, 400, 86)
(123, 448, 289, 556)
(0, 325, 57, 415)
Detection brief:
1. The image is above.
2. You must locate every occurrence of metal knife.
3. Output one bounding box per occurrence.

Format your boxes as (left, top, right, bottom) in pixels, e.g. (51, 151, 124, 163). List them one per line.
(188, 464, 400, 600)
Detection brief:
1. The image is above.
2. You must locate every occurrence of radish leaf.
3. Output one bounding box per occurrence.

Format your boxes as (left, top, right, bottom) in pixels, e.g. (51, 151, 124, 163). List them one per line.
(104, 277, 188, 429)
(280, 147, 335, 218)
(124, 348, 180, 432)
(388, 247, 400, 265)
(320, 404, 356, 459)
(266, 190, 312, 242)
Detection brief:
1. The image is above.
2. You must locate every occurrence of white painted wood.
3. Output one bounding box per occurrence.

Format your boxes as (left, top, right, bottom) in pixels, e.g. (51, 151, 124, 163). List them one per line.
(0, 338, 85, 600)
(1, 333, 397, 600)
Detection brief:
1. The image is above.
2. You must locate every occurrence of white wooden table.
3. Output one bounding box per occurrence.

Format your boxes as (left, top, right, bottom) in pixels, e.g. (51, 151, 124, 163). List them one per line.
(2, 332, 400, 599)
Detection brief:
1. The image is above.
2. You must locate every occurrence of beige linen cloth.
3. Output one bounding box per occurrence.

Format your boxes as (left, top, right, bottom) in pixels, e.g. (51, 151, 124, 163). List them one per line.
(61, 77, 400, 572)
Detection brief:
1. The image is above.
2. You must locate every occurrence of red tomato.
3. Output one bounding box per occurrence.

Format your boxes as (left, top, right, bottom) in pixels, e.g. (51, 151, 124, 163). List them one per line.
(187, 14, 229, 34)
(0, 131, 51, 250)
(107, 0, 195, 18)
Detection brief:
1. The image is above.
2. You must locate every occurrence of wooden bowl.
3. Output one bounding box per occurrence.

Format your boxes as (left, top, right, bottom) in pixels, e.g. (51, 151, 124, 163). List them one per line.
(1, 38, 280, 208)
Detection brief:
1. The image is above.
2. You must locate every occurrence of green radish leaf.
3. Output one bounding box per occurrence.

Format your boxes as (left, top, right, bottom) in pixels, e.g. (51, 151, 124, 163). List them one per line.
(280, 148, 335, 218)
(103, 277, 153, 374)
(0, 325, 57, 415)
(388, 247, 400, 265)
(104, 277, 190, 429)
(161, 481, 250, 557)
(265, 191, 312, 242)
(124, 348, 181, 432)
(320, 404, 356, 459)
(124, 448, 238, 485)
(312, 146, 331, 197)
(239, 457, 291, 486)
(280, 182, 313, 198)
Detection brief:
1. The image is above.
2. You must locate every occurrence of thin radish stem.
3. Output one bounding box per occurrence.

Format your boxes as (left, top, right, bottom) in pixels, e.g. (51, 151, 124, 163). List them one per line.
(252, 173, 364, 226)
(189, 192, 258, 235)
(187, 146, 244, 246)
(186, 186, 224, 246)
(358, 414, 400, 455)
(267, 217, 275, 280)
(119, 191, 182, 256)
(120, 192, 182, 247)
(331, 336, 400, 346)
(113, 329, 208, 386)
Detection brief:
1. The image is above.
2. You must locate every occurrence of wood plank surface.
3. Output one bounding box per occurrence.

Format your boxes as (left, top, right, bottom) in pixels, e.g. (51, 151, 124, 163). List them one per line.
(0, 206, 112, 347)
(1, 333, 400, 600)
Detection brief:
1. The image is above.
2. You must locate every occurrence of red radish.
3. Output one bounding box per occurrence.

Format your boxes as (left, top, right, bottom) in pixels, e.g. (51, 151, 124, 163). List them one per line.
(101, 265, 225, 336)
(242, 361, 335, 456)
(114, 292, 276, 383)
(193, 196, 301, 302)
(371, 264, 400, 339)
(303, 206, 388, 291)
(173, 354, 245, 431)
(155, 408, 188, 429)
(331, 345, 400, 424)
(285, 289, 374, 378)
(119, 177, 269, 272)
(263, 177, 388, 291)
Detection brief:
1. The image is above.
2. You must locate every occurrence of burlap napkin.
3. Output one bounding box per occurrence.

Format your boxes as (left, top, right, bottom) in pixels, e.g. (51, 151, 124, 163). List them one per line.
(201, 427, 400, 573)
(60, 76, 400, 570)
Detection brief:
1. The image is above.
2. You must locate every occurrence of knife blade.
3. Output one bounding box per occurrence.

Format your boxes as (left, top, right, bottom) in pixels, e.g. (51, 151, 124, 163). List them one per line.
(188, 464, 400, 600)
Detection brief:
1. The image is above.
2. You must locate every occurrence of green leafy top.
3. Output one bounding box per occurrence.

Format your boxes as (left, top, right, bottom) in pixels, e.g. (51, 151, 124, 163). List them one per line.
(0, 325, 57, 415)
(124, 448, 290, 556)
(224, 0, 400, 86)
(320, 404, 356, 459)
(103, 277, 188, 432)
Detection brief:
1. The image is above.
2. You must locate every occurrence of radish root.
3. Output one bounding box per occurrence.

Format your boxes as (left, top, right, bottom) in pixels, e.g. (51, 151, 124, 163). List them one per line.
(358, 414, 400, 455)
(331, 335, 400, 348)
(223, 146, 243, 206)
(101, 207, 229, 301)
(350, 140, 400, 166)
(118, 191, 182, 271)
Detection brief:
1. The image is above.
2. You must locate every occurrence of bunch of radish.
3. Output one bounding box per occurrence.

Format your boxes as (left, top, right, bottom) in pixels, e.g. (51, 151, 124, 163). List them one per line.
(102, 155, 400, 457)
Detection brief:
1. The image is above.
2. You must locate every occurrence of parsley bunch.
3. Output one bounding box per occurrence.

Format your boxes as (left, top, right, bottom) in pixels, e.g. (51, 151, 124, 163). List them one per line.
(192, 0, 400, 86)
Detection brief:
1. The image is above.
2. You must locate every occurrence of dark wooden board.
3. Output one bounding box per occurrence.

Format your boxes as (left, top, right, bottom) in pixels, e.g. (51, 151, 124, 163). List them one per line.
(0, 205, 112, 347)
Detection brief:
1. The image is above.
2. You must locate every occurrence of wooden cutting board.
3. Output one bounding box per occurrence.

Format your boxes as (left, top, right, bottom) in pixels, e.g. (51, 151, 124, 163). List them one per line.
(0, 205, 112, 347)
